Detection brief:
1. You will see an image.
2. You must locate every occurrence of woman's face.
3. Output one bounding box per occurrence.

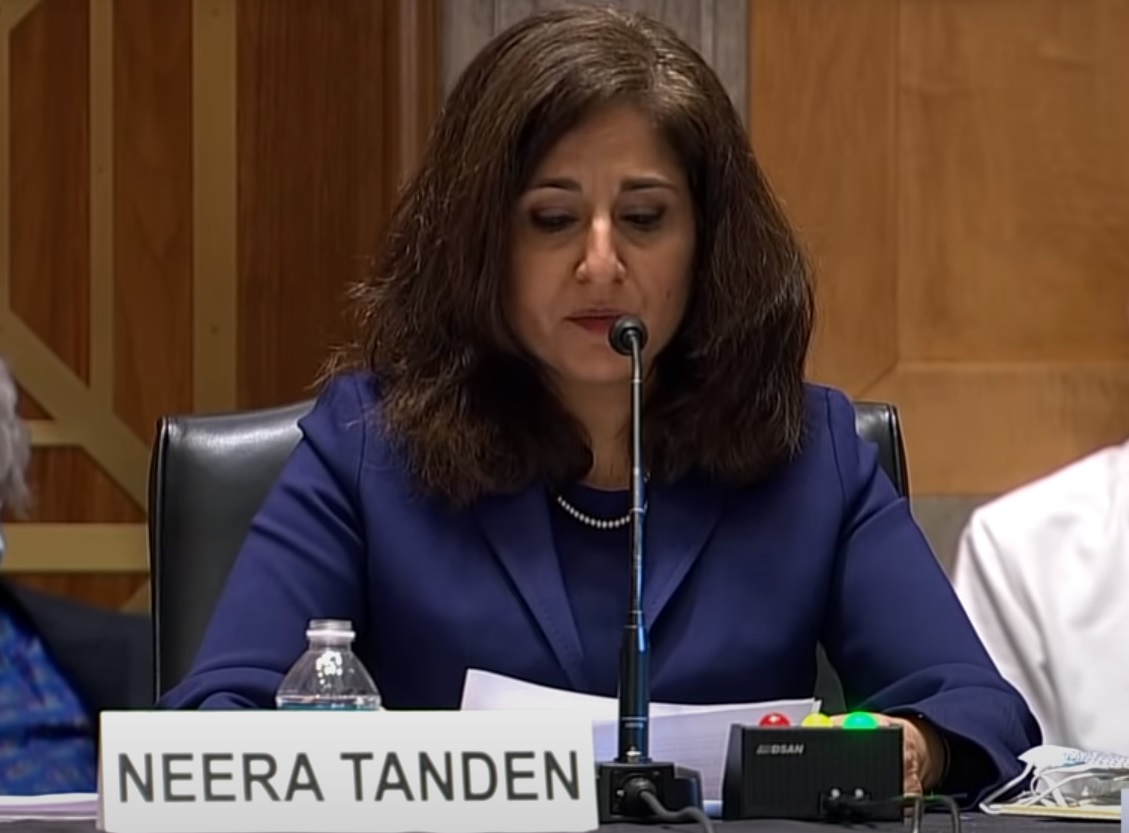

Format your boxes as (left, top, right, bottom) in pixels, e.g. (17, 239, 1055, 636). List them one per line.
(506, 105, 696, 391)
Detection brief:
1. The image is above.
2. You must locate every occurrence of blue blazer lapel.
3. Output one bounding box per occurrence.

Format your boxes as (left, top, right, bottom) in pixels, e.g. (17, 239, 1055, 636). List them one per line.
(473, 487, 587, 689)
(643, 476, 729, 626)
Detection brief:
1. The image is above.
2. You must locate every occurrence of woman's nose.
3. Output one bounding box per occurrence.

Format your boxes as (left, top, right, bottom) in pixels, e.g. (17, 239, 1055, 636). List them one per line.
(578, 215, 623, 284)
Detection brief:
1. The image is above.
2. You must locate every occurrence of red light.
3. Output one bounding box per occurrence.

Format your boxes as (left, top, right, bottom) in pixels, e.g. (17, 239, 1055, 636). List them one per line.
(759, 712, 791, 727)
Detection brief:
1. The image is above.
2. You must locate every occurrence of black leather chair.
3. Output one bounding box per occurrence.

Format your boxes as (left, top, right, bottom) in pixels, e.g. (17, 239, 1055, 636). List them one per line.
(148, 398, 909, 700)
(149, 401, 310, 697)
(854, 402, 909, 500)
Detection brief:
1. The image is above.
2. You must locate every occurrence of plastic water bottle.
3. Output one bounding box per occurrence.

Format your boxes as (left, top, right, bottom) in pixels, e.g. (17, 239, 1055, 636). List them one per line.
(275, 619, 381, 710)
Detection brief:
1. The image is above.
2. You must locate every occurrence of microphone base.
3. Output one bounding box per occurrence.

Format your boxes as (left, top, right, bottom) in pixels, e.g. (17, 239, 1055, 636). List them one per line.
(596, 760, 703, 824)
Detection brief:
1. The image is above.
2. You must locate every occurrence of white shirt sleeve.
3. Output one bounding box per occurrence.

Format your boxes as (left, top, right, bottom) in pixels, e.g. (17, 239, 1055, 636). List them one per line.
(953, 510, 1057, 745)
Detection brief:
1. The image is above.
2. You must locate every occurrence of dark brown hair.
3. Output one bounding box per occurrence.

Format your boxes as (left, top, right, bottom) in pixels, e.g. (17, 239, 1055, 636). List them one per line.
(327, 5, 815, 506)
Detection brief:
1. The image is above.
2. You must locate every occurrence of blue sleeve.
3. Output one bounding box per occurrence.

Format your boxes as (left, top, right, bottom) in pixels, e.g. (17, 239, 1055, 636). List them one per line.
(819, 388, 1040, 805)
(158, 376, 370, 710)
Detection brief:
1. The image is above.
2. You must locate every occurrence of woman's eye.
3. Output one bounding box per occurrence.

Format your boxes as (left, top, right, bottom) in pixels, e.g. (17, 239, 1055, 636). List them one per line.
(531, 213, 574, 232)
(622, 209, 665, 230)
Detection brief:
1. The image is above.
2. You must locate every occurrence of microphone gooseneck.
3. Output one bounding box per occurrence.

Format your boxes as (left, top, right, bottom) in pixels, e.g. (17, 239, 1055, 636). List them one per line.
(594, 315, 704, 826)
(611, 314, 649, 764)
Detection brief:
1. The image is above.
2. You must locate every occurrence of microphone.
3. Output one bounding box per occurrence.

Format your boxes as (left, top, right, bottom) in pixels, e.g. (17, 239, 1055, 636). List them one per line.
(608, 315, 647, 358)
(595, 315, 704, 824)
(606, 315, 649, 764)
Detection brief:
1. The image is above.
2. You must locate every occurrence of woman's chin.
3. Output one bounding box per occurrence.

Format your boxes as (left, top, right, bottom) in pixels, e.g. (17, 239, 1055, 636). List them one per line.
(552, 360, 632, 388)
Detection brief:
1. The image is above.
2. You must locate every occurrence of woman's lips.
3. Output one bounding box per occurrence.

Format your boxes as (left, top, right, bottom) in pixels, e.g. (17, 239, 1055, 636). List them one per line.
(567, 315, 621, 335)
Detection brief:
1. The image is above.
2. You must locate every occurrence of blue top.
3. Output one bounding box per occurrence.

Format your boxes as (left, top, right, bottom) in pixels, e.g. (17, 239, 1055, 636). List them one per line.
(0, 606, 97, 794)
(159, 372, 1041, 805)
(551, 484, 631, 696)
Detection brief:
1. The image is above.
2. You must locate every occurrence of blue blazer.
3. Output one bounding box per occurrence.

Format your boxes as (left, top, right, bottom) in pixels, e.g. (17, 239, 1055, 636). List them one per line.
(160, 373, 1039, 804)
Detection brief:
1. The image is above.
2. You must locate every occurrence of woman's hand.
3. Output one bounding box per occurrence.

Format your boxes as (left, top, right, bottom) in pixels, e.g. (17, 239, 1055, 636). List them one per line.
(829, 713, 946, 796)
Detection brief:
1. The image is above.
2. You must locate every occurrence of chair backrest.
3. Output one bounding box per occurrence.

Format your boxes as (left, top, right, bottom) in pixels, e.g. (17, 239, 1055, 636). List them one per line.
(149, 400, 313, 696)
(852, 401, 909, 498)
(149, 398, 909, 698)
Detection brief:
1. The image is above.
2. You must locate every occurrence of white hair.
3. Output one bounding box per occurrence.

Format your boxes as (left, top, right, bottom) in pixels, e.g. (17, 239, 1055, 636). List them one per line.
(0, 358, 31, 512)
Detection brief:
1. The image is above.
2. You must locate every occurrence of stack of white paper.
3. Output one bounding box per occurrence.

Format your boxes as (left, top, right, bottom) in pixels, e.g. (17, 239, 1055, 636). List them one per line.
(0, 793, 98, 823)
(461, 668, 820, 801)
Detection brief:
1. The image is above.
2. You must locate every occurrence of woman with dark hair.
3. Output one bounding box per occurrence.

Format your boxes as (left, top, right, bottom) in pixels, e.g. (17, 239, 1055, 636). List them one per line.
(161, 6, 1039, 805)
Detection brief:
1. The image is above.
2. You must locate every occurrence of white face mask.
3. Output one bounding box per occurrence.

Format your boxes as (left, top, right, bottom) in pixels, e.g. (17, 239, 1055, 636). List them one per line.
(981, 745, 1129, 815)
(1029, 748, 1129, 805)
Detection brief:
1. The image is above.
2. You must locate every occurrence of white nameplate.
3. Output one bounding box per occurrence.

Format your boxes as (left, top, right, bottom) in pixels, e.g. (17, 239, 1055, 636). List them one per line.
(97, 710, 598, 833)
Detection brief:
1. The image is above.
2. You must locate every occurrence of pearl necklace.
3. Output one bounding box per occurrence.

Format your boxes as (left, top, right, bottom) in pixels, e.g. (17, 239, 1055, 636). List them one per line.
(554, 493, 631, 530)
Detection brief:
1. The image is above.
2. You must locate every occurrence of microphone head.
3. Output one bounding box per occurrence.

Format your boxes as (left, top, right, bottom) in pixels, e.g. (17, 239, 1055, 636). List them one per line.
(609, 315, 648, 356)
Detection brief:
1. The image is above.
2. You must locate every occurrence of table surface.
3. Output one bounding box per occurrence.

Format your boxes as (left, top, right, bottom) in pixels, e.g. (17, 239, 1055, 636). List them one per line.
(3, 814, 1118, 833)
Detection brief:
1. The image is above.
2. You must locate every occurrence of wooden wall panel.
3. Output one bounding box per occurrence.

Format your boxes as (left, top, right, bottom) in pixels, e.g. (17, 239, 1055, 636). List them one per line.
(236, 0, 392, 410)
(387, 0, 439, 178)
(10, 572, 146, 609)
(113, 0, 194, 439)
(442, 0, 748, 122)
(749, 0, 897, 394)
(750, 0, 1129, 500)
(17, 449, 143, 522)
(2, 0, 144, 607)
(898, 0, 1129, 363)
(8, 0, 89, 382)
(16, 383, 48, 418)
(0, 0, 438, 609)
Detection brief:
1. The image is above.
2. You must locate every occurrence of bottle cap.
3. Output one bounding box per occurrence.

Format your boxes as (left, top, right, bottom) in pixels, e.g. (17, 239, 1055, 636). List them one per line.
(306, 618, 355, 639)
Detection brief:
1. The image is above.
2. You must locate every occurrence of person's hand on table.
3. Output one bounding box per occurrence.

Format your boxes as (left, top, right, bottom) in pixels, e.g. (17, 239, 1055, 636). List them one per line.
(829, 712, 946, 796)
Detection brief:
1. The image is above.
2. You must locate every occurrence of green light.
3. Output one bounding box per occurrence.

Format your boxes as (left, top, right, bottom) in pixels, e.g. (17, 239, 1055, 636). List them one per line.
(841, 712, 880, 730)
(801, 713, 833, 727)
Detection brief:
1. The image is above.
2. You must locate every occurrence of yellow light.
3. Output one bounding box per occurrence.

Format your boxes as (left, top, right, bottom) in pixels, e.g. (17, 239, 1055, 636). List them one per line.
(801, 712, 833, 727)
